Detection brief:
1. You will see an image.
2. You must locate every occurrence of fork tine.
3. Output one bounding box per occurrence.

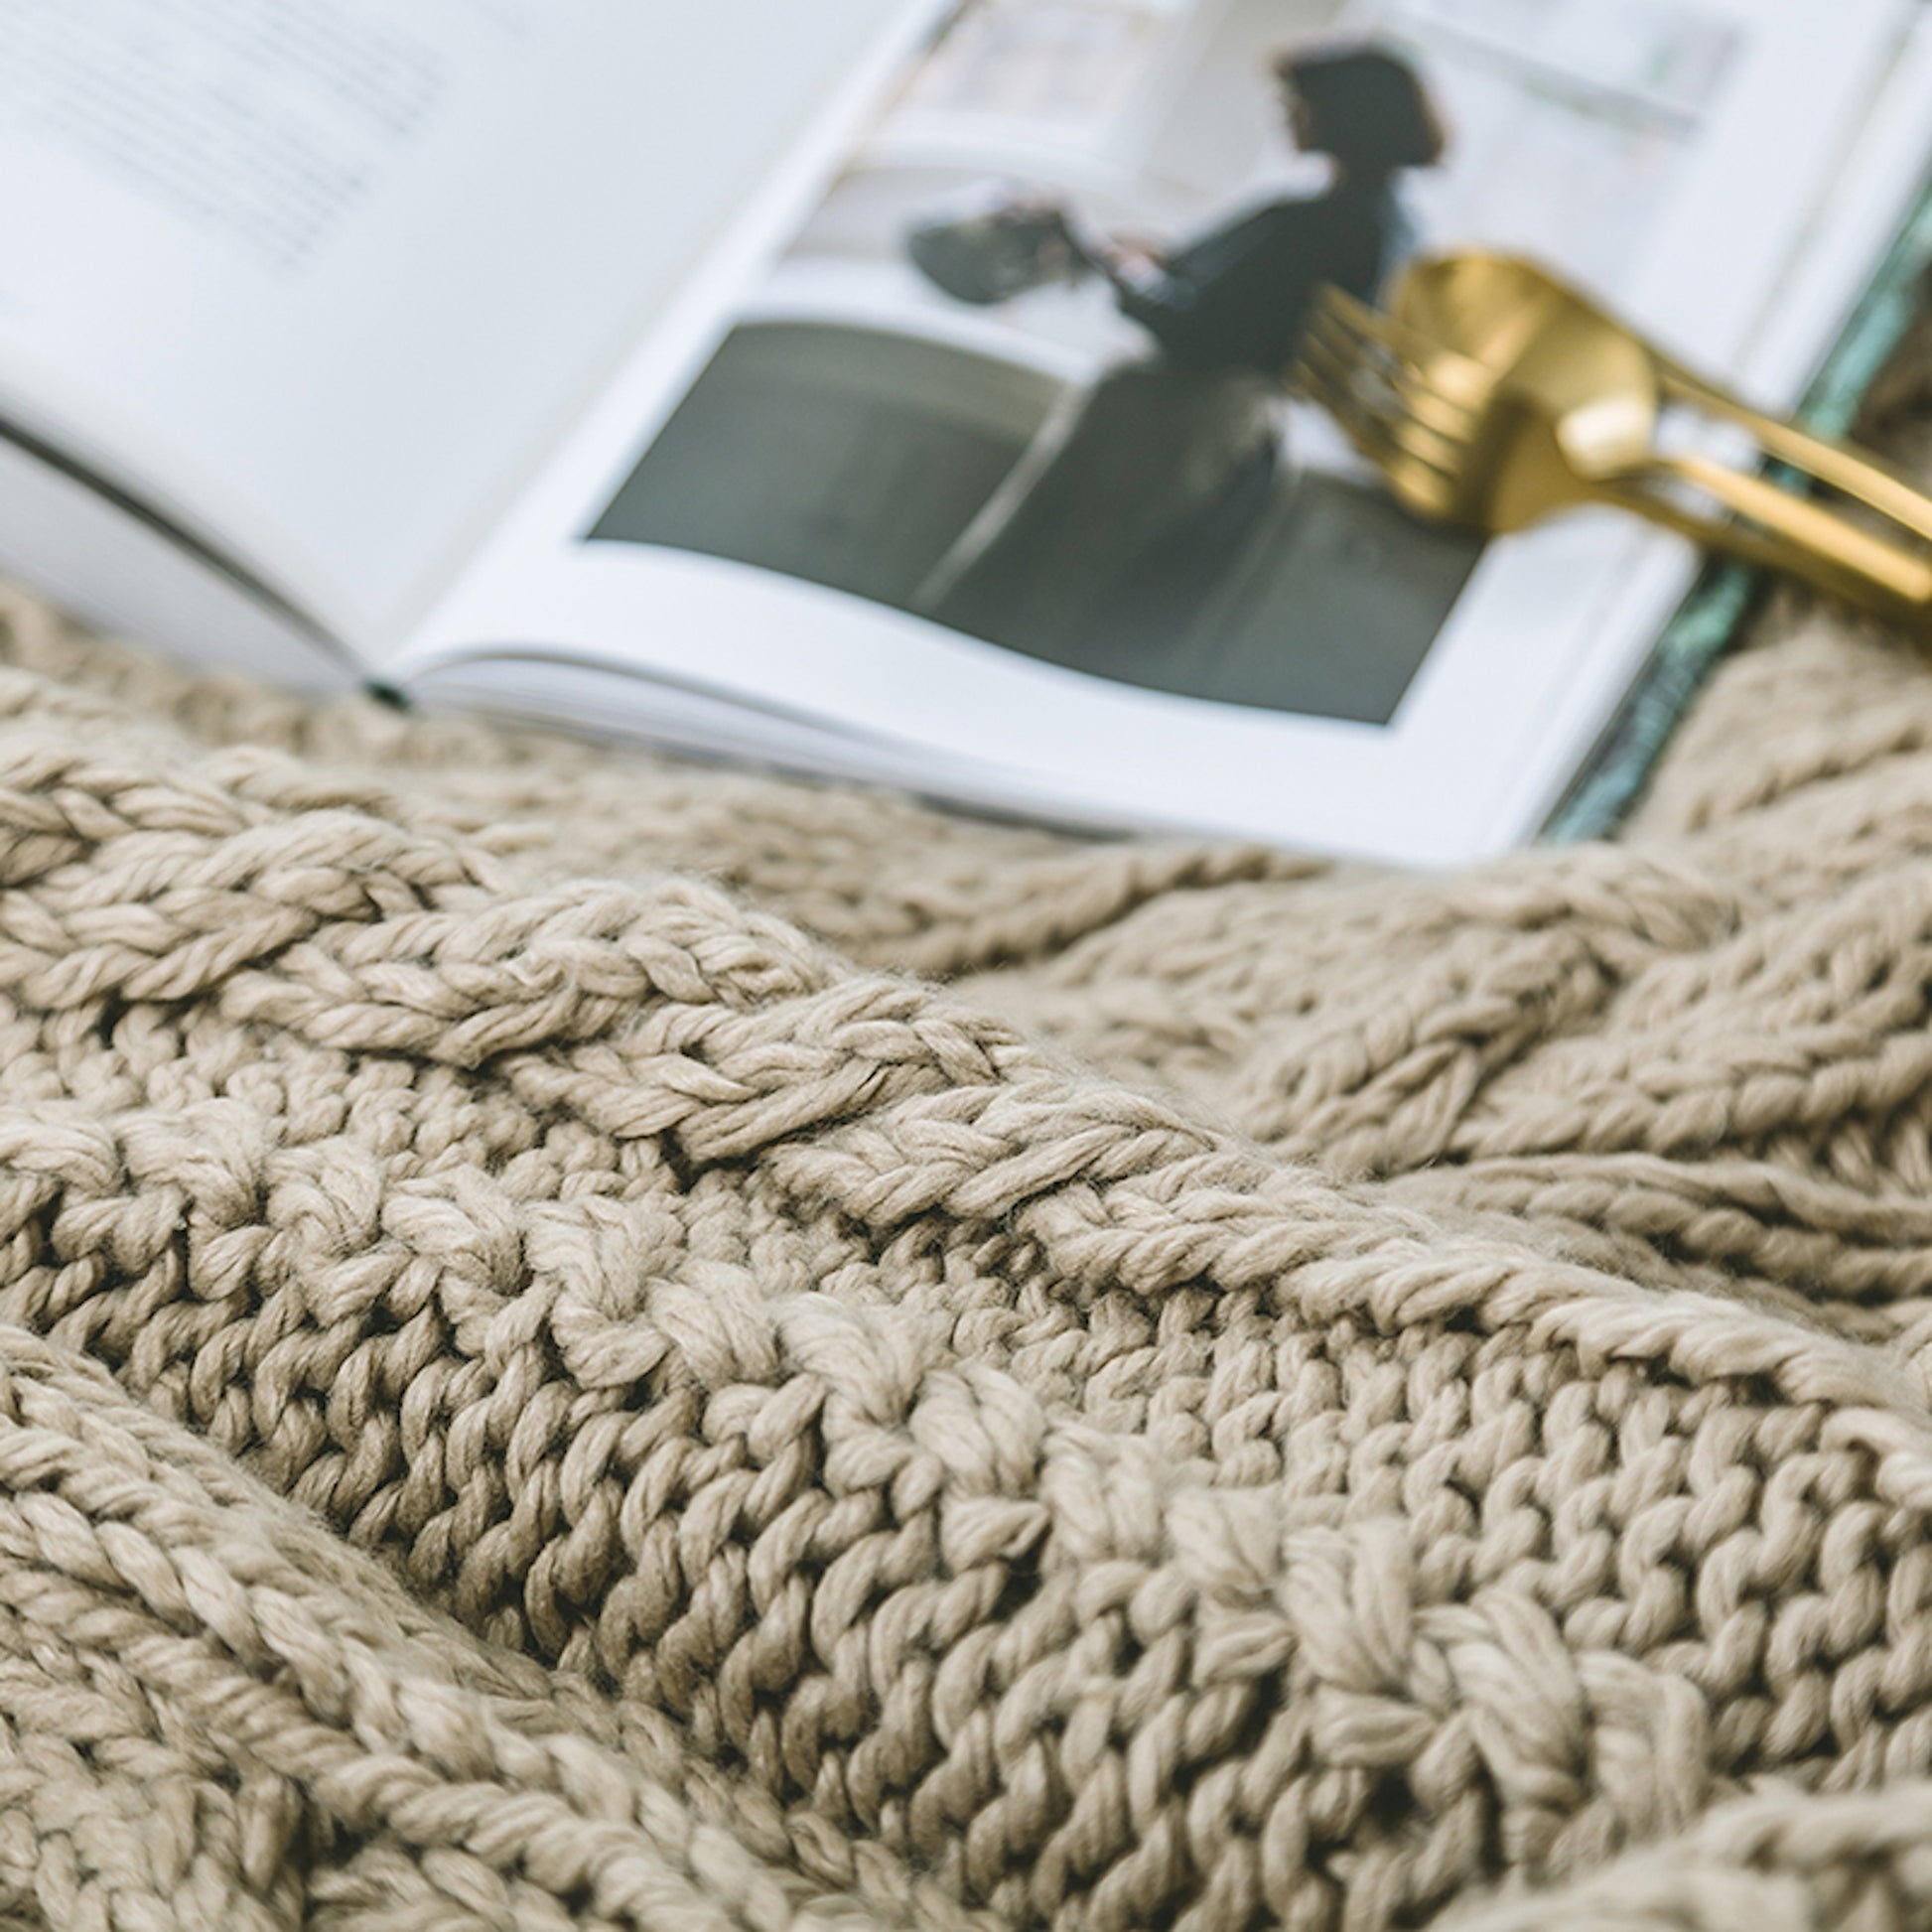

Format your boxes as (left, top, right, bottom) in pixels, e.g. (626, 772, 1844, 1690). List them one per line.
(1312, 287, 1498, 412)
(1313, 283, 1454, 366)
(1293, 354, 1464, 511)
(1298, 322, 1477, 450)
(1293, 349, 1409, 453)
(1294, 338, 1472, 487)
(1306, 326, 1483, 446)
(1294, 330, 1376, 404)
(1306, 317, 1483, 438)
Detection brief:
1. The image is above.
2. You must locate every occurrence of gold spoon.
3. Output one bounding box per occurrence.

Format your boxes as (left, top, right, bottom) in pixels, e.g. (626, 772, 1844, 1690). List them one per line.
(1296, 249, 1932, 624)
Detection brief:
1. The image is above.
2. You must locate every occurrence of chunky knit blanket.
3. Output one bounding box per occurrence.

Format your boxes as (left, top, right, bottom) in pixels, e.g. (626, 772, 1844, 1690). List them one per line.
(8, 347, 1932, 1932)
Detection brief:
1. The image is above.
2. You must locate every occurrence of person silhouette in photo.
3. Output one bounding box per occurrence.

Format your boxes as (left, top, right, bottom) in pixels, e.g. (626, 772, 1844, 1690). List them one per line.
(917, 44, 1449, 676)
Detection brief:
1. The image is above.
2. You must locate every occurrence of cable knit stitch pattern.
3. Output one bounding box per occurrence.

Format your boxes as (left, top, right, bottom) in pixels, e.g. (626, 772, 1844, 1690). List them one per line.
(7, 348, 1932, 1927)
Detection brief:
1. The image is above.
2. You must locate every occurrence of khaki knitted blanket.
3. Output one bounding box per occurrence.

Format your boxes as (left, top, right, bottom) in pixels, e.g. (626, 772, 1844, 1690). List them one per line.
(9, 341, 1932, 1932)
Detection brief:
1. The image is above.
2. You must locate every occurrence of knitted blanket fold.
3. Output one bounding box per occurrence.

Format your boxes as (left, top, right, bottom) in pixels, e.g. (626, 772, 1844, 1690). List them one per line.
(9, 361, 1932, 1930)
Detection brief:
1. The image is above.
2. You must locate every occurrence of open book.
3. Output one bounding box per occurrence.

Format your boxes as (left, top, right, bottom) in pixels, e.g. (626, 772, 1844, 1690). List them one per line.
(3, 0, 1931, 865)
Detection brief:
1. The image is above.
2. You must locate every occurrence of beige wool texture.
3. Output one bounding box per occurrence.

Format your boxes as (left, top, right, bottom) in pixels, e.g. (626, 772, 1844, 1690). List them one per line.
(9, 332, 1932, 1931)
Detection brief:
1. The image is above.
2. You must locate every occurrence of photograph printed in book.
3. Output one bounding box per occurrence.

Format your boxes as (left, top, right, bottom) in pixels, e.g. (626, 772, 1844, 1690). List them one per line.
(587, 0, 1743, 727)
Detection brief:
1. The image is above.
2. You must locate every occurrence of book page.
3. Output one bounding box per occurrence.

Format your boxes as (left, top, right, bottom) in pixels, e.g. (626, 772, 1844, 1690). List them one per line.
(0, 0, 907, 646)
(403, 0, 1925, 865)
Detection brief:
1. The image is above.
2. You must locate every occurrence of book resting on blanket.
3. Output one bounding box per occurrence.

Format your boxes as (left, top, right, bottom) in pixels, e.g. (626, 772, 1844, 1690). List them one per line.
(5, 0, 1932, 862)
(8, 6, 1932, 1932)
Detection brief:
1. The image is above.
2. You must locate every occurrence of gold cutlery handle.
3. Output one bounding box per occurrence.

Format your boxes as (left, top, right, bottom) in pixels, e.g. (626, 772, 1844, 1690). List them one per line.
(1656, 359, 1932, 543)
(1599, 447, 1932, 620)
(1591, 369, 1932, 623)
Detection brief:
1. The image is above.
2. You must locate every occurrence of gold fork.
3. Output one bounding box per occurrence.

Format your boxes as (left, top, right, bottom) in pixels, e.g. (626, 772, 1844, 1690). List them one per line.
(1294, 250, 1932, 626)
